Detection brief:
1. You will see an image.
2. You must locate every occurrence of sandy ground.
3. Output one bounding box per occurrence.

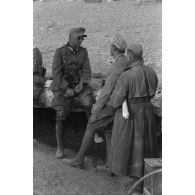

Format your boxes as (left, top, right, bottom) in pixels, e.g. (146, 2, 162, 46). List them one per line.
(33, 1, 162, 194)
(34, 140, 134, 195)
(33, 109, 161, 195)
(33, 109, 139, 195)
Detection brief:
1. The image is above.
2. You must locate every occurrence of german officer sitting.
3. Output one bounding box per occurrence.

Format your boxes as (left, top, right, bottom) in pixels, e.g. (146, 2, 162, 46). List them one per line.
(50, 27, 94, 158)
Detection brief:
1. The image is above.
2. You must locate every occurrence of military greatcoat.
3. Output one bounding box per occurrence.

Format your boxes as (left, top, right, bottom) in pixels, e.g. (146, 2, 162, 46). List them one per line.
(108, 60, 158, 178)
(88, 54, 129, 128)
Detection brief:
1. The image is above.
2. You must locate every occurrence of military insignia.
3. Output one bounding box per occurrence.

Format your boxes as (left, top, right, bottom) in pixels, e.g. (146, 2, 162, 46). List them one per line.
(68, 46, 74, 52)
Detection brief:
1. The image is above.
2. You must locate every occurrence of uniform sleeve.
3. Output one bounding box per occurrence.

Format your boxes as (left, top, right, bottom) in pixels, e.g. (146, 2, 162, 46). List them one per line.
(51, 49, 69, 91)
(80, 49, 91, 84)
(92, 60, 125, 113)
(108, 74, 128, 109)
(147, 67, 159, 95)
(99, 60, 124, 100)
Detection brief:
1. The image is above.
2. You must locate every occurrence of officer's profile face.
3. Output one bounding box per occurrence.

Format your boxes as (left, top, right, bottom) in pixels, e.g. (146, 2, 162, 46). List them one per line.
(69, 35, 84, 48)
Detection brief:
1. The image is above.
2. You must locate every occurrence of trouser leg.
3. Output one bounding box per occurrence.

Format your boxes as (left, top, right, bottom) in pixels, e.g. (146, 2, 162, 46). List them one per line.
(67, 105, 115, 168)
(75, 123, 112, 162)
(68, 120, 110, 168)
(104, 128, 112, 164)
(56, 120, 64, 149)
(76, 106, 115, 161)
(75, 122, 96, 161)
(66, 122, 95, 168)
(74, 84, 94, 119)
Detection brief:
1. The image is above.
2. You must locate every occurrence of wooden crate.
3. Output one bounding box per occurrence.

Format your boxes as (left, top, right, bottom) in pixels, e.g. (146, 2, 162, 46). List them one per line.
(144, 158, 162, 195)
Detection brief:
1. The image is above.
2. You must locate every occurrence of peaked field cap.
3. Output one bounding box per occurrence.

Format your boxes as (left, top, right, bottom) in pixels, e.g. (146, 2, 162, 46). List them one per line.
(69, 27, 87, 37)
(110, 33, 127, 51)
(127, 43, 143, 58)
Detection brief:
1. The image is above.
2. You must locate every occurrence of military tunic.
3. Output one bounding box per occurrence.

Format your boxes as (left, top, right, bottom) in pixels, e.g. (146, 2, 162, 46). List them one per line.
(50, 43, 94, 120)
(108, 60, 158, 178)
(87, 54, 129, 134)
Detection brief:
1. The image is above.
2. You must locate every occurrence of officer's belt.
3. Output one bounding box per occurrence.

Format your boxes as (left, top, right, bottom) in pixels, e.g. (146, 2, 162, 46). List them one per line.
(128, 96, 152, 105)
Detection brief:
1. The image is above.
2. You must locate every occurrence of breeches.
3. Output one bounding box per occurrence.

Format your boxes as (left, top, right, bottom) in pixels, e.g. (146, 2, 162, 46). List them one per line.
(52, 85, 94, 121)
(86, 105, 115, 135)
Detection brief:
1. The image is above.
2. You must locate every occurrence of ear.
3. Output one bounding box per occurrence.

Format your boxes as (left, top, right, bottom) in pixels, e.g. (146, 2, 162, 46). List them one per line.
(127, 50, 133, 60)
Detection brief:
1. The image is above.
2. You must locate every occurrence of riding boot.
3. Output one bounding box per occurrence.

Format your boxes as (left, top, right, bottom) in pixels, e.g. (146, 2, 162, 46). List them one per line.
(56, 120, 64, 158)
(68, 123, 95, 168)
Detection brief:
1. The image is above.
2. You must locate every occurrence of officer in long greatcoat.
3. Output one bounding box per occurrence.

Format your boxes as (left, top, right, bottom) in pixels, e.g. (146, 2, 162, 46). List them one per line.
(107, 44, 158, 186)
(65, 34, 129, 168)
(50, 27, 94, 158)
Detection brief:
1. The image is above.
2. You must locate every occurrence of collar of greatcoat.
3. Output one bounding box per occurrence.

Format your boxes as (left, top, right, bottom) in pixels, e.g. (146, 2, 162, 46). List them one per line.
(125, 59, 144, 71)
(112, 54, 125, 63)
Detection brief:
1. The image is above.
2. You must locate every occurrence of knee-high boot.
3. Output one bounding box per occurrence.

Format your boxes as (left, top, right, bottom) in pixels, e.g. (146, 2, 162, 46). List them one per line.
(56, 120, 64, 158)
(68, 123, 96, 168)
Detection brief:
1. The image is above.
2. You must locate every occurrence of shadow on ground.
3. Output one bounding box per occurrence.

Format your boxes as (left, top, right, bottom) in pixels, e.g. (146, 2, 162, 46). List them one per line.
(33, 108, 107, 161)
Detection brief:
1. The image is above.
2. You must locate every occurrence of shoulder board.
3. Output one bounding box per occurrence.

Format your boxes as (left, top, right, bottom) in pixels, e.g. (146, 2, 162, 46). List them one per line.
(57, 45, 69, 54)
(58, 44, 67, 50)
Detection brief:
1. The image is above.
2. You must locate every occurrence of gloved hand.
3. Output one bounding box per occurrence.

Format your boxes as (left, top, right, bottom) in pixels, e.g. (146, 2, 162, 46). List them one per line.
(64, 87, 74, 97)
(74, 82, 83, 94)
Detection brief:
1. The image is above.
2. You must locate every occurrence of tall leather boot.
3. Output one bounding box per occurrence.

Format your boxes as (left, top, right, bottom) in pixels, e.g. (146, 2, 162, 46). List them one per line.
(67, 123, 95, 168)
(56, 120, 64, 158)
